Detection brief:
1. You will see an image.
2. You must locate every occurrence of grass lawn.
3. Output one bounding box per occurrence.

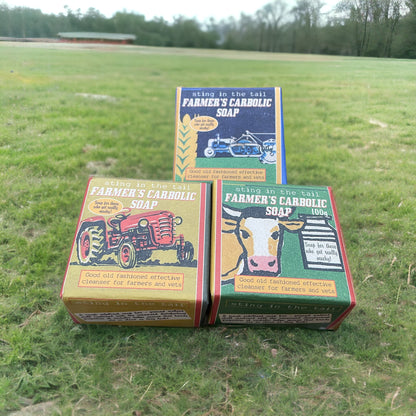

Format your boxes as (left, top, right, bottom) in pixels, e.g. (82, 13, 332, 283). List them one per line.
(1, 42, 415, 415)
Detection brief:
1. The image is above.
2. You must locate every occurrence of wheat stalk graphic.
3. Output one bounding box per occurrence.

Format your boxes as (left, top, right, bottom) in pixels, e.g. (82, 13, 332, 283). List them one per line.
(175, 114, 198, 181)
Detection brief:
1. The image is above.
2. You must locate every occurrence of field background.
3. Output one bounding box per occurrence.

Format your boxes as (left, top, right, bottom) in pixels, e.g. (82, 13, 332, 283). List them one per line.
(1, 43, 415, 415)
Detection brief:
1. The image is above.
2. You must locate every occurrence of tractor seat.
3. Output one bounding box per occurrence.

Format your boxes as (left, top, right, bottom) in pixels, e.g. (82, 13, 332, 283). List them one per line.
(108, 217, 121, 232)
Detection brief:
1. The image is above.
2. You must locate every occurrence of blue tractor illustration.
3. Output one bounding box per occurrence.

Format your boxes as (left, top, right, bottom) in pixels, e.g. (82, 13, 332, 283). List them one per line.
(203, 131, 276, 164)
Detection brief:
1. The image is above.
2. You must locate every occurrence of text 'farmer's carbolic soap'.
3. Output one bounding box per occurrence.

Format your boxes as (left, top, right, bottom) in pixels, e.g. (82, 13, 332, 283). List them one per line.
(60, 177, 211, 327)
(173, 87, 286, 184)
(209, 180, 356, 330)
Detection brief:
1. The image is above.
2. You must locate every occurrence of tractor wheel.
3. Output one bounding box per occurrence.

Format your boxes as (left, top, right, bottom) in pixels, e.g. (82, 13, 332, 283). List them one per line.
(204, 147, 215, 158)
(118, 241, 137, 269)
(76, 225, 105, 265)
(177, 241, 194, 264)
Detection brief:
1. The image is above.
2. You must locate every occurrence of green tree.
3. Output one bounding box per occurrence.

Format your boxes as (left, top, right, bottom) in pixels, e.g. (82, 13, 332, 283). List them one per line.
(320, 15, 355, 55)
(335, 0, 371, 55)
(257, 0, 288, 52)
(63, 5, 82, 31)
(290, 0, 324, 53)
(79, 8, 111, 32)
(0, 4, 12, 36)
(334, 0, 405, 56)
(391, 0, 416, 57)
(171, 16, 217, 48)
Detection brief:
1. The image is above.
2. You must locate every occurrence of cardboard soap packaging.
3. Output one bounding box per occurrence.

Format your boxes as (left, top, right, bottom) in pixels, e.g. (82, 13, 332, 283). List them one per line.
(61, 177, 211, 327)
(209, 180, 356, 330)
(173, 87, 287, 184)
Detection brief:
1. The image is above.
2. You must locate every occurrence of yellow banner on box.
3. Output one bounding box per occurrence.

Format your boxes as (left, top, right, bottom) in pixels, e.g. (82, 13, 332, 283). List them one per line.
(79, 270, 184, 291)
(185, 167, 266, 182)
(235, 275, 337, 297)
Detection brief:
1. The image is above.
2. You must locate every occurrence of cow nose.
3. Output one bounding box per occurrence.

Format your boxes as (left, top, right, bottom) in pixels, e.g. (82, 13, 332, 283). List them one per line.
(250, 258, 276, 268)
(248, 256, 279, 274)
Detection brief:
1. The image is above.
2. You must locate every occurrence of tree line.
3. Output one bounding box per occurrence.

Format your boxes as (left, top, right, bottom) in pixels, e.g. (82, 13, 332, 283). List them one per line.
(1, 0, 415, 58)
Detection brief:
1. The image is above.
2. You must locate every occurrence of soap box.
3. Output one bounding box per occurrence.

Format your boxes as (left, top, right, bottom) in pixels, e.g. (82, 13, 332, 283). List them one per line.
(61, 177, 211, 327)
(173, 87, 286, 184)
(209, 180, 356, 330)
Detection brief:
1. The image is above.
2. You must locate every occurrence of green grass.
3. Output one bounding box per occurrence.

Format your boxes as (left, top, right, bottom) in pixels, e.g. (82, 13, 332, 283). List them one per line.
(1, 42, 416, 415)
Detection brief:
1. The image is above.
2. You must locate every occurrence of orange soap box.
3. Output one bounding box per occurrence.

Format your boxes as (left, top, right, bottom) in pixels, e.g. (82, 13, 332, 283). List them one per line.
(61, 177, 211, 327)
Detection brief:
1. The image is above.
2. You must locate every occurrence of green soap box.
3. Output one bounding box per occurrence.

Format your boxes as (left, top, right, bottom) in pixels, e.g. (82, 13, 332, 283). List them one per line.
(209, 180, 356, 330)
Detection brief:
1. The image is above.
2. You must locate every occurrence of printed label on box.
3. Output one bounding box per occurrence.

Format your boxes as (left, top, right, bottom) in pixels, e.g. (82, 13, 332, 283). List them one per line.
(76, 309, 191, 323)
(219, 313, 333, 325)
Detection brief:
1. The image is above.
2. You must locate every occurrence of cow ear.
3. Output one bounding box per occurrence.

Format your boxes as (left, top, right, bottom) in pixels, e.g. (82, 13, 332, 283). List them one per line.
(223, 205, 242, 219)
(222, 217, 238, 233)
(279, 220, 304, 232)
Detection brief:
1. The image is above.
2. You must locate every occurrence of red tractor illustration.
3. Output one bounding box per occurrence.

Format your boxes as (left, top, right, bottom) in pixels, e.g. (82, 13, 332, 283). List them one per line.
(76, 209, 194, 268)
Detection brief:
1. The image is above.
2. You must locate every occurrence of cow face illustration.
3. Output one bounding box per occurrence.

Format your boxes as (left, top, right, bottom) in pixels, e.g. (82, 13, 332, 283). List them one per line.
(222, 205, 304, 279)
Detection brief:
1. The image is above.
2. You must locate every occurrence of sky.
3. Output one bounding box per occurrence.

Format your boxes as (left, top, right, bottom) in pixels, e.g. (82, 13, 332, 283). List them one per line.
(2, 0, 339, 22)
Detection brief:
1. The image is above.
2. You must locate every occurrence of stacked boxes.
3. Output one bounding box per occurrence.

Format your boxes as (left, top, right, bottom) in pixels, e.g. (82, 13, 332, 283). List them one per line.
(61, 87, 355, 329)
(60, 177, 211, 327)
